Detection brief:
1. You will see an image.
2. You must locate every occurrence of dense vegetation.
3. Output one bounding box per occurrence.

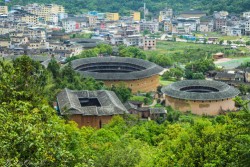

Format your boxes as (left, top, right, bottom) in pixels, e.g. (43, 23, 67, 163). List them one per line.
(3, 0, 250, 15)
(1, 54, 250, 166)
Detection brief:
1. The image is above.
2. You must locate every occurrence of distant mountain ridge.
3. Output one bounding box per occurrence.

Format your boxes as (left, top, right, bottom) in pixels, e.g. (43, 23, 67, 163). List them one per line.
(2, 0, 250, 15)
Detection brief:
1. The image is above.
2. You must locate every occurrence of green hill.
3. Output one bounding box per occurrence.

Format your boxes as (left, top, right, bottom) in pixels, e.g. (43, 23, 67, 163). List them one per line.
(2, 0, 250, 15)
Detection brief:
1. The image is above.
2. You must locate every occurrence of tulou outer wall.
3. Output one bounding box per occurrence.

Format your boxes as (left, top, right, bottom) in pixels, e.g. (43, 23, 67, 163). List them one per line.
(165, 95, 236, 115)
(69, 115, 113, 129)
(103, 75, 160, 93)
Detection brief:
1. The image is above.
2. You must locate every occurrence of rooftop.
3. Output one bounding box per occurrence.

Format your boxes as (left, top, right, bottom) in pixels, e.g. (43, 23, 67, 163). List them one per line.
(71, 57, 164, 81)
(57, 88, 128, 116)
(161, 80, 240, 101)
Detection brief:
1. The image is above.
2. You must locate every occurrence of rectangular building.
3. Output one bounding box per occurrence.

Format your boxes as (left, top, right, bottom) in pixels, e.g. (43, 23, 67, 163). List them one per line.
(131, 11, 140, 21)
(0, 6, 8, 14)
(106, 13, 119, 21)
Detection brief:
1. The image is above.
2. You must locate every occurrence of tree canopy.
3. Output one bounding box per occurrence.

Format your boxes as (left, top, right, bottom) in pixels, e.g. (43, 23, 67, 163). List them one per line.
(1, 56, 250, 166)
(5, 0, 250, 15)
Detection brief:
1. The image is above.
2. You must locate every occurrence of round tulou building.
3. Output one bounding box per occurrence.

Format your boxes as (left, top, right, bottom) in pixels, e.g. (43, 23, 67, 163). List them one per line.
(161, 80, 240, 115)
(71, 57, 164, 93)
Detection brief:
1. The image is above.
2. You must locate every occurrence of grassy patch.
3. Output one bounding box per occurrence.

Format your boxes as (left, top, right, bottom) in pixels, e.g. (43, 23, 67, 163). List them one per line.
(160, 77, 175, 86)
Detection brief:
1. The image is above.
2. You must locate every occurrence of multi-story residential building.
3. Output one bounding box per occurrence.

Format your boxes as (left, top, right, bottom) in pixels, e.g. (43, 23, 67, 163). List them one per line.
(163, 19, 172, 33)
(106, 13, 119, 21)
(0, 6, 8, 14)
(229, 27, 242, 36)
(123, 35, 143, 47)
(159, 8, 173, 22)
(62, 17, 89, 33)
(143, 38, 156, 50)
(0, 26, 10, 35)
(198, 16, 213, 32)
(243, 12, 250, 19)
(176, 18, 197, 32)
(213, 12, 227, 31)
(25, 27, 47, 40)
(21, 15, 39, 24)
(23, 4, 65, 23)
(245, 20, 250, 35)
(110, 35, 124, 45)
(88, 15, 97, 26)
(140, 21, 159, 33)
(131, 11, 140, 21)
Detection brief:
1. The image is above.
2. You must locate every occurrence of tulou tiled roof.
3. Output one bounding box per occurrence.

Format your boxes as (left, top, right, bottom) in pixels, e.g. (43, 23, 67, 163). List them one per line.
(71, 57, 164, 80)
(161, 80, 240, 101)
(57, 88, 128, 116)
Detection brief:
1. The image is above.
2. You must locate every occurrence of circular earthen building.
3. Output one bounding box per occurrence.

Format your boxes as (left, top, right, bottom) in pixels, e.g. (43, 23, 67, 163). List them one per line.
(161, 80, 240, 115)
(71, 57, 164, 93)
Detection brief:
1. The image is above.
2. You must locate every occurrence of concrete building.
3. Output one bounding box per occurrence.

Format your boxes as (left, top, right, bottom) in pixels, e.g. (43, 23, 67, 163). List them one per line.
(243, 12, 250, 19)
(245, 67, 250, 82)
(0, 6, 8, 14)
(123, 35, 144, 47)
(161, 80, 240, 115)
(213, 12, 227, 31)
(245, 20, 250, 35)
(21, 15, 39, 24)
(106, 13, 119, 21)
(143, 38, 156, 50)
(71, 57, 164, 93)
(131, 11, 140, 21)
(62, 17, 88, 33)
(140, 21, 159, 33)
(179, 10, 206, 18)
(57, 88, 128, 128)
(159, 8, 173, 22)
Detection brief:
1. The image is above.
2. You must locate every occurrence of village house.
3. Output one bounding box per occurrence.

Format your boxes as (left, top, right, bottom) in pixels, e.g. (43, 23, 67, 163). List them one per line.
(179, 10, 206, 19)
(140, 21, 159, 33)
(124, 101, 167, 121)
(62, 17, 89, 33)
(213, 11, 228, 31)
(143, 37, 156, 50)
(245, 67, 250, 82)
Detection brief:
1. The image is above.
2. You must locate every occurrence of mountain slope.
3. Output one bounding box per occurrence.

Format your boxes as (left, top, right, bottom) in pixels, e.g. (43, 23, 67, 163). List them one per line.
(2, 0, 250, 15)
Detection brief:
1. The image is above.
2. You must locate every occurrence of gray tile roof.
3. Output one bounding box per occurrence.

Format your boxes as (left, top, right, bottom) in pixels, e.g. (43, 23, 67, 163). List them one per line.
(161, 80, 240, 101)
(245, 67, 250, 73)
(71, 57, 164, 80)
(215, 72, 236, 80)
(57, 88, 128, 116)
(150, 108, 167, 114)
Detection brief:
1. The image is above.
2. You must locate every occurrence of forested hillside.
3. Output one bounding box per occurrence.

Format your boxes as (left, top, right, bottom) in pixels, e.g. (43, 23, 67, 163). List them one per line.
(2, 0, 250, 15)
(1, 56, 250, 166)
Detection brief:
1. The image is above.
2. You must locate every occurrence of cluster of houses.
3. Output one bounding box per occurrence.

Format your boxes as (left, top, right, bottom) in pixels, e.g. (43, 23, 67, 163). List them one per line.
(159, 8, 250, 36)
(0, 3, 159, 59)
(1, 3, 250, 58)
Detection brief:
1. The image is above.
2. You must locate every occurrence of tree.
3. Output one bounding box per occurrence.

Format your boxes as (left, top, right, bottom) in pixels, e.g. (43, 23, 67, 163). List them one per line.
(148, 54, 172, 67)
(203, 38, 207, 44)
(109, 83, 132, 103)
(238, 84, 250, 95)
(47, 59, 60, 79)
(162, 67, 184, 80)
(219, 40, 224, 45)
(0, 57, 92, 166)
(192, 72, 205, 79)
(119, 46, 146, 60)
(185, 59, 215, 79)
